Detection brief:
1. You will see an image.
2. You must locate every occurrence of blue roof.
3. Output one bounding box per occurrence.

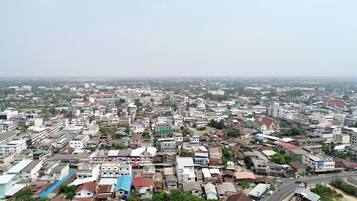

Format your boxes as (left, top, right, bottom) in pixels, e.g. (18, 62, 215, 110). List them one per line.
(115, 175, 132, 193)
(39, 170, 76, 198)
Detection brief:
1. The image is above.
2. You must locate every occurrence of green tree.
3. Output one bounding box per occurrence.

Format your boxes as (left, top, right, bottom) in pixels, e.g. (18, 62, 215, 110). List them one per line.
(209, 119, 225, 129)
(124, 127, 131, 134)
(244, 156, 254, 170)
(222, 147, 235, 165)
(226, 128, 241, 138)
(15, 188, 33, 201)
(112, 143, 125, 149)
(239, 181, 250, 189)
(59, 185, 76, 200)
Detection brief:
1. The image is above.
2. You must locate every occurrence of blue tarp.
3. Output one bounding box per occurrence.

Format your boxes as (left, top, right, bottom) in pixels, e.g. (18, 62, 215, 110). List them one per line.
(39, 170, 76, 198)
(115, 175, 132, 194)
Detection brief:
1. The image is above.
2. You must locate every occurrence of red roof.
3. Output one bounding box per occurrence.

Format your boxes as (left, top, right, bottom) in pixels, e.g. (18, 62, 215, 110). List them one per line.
(131, 133, 141, 141)
(234, 172, 256, 180)
(76, 182, 97, 193)
(133, 176, 154, 188)
(260, 117, 274, 127)
(97, 185, 112, 194)
(327, 99, 347, 109)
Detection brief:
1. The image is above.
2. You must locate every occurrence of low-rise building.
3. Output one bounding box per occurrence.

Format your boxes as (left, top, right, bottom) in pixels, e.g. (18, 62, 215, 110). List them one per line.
(0, 139, 27, 156)
(100, 162, 132, 178)
(176, 157, 196, 184)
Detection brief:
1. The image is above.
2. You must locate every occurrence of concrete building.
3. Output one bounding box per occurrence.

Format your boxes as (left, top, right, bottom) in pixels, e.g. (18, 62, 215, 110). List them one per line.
(158, 138, 176, 152)
(0, 139, 27, 156)
(176, 157, 196, 184)
(100, 162, 132, 178)
(302, 154, 335, 173)
(69, 135, 90, 150)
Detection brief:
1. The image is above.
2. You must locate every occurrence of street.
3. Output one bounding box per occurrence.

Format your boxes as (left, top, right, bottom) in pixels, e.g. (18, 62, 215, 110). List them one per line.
(265, 172, 357, 201)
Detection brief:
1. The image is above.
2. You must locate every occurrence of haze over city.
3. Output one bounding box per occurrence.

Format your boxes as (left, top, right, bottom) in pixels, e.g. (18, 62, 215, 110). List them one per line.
(1, 0, 357, 77)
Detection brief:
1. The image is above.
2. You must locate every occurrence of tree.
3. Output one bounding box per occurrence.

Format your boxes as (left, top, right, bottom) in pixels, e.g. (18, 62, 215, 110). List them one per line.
(124, 127, 131, 134)
(209, 119, 225, 129)
(112, 143, 125, 149)
(271, 148, 293, 164)
(15, 188, 33, 201)
(226, 128, 241, 138)
(59, 185, 76, 200)
(331, 178, 357, 196)
(222, 148, 235, 165)
(286, 127, 307, 136)
(148, 188, 207, 201)
(311, 184, 343, 201)
(239, 181, 250, 189)
(244, 156, 254, 170)
(142, 133, 151, 139)
(115, 99, 125, 107)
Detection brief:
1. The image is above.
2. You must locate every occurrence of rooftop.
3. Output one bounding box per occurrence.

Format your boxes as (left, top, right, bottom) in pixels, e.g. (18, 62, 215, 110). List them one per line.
(7, 159, 32, 174)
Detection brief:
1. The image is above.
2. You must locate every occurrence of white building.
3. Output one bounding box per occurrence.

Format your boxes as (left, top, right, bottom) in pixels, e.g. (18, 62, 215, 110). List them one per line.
(100, 162, 132, 178)
(302, 154, 335, 172)
(69, 135, 90, 150)
(21, 160, 43, 181)
(0, 139, 27, 156)
(77, 163, 100, 180)
(176, 157, 196, 184)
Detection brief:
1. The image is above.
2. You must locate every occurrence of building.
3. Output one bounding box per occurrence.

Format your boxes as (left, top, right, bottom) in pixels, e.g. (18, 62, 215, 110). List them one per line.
(294, 187, 320, 201)
(217, 182, 236, 198)
(251, 158, 268, 175)
(158, 138, 176, 152)
(75, 182, 96, 199)
(132, 176, 154, 200)
(176, 157, 196, 184)
(204, 182, 218, 200)
(248, 184, 270, 201)
(69, 135, 89, 150)
(6, 159, 33, 178)
(258, 117, 276, 135)
(114, 175, 132, 199)
(100, 162, 132, 178)
(0, 139, 27, 156)
(194, 152, 209, 166)
(21, 160, 43, 181)
(0, 174, 15, 199)
(302, 154, 335, 173)
(77, 163, 100, 180)
(182, 181, 203, 197)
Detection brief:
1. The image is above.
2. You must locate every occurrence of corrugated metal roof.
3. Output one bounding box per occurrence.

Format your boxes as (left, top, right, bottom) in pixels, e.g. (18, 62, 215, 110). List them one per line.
(7, 159, 32, 174)
(115, 175, 132, 193)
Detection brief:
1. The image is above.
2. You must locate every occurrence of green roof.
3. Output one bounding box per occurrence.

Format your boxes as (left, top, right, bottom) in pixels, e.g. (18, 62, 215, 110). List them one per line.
(154, 129, 172, 135)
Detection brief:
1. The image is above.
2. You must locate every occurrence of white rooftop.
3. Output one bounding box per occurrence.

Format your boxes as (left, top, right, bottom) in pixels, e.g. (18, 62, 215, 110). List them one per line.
(0, 174, 15, 184)
(7, 159, 32, 174)
(5, 184, 26, 196)
(209, 168, 220, 175)
(176, 157, 194, 169)
(202, 168, 212, 178)
(108, 150, 119, 157)
(249, 184, 270, 198)
(99, 178, 117, 186)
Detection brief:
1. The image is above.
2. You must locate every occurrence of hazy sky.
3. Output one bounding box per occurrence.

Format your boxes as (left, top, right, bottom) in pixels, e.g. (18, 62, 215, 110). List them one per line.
(1, 0, 357, 77)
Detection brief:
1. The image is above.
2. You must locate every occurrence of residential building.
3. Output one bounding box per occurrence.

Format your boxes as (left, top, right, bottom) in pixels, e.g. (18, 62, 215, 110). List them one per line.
(69, 135, 90, 150)
(0, 139, 27, 156)
(100, 162, 132, 178)
(75, 182, 97, 199)
(204, 182, 218, 200)
(176, 157, 196, 184)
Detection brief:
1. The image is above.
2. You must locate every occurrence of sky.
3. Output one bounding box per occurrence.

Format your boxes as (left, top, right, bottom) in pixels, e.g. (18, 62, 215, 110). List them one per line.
(0, 0, 357, 77)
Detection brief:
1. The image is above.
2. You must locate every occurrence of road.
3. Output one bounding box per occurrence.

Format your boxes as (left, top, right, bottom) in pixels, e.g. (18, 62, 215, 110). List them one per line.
(265, 172, 357, 201)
